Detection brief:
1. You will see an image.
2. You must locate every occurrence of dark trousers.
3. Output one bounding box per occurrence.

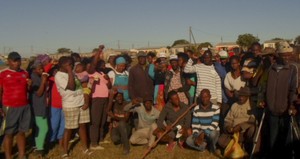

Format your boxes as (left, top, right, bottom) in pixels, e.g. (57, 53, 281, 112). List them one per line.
(89, 97, 108, 145)
(111, 121, 131, 151)
(269, 114, 291, 158)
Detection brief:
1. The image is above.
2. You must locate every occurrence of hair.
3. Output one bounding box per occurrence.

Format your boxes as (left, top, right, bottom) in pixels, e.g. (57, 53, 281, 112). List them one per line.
(122, 53, 132, 65)
(81, 57, 93, 66)
(167, 90, 178, 101)
(177, 52, 189, 63)
(48, 65, 59, 77)
(71, 52, 81, 60)
(186, 49, 194, 54)
(147, 52, 156, 58)
(251, 42, 261, 49)
(58, 56, 74, 68)
(229, 55, 240, 63)
(196, 89, 211, 105)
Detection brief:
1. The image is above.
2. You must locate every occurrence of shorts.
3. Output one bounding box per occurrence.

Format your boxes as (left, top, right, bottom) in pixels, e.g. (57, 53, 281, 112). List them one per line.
(1, 105, 31, 135)
(63, 106, 90, 129)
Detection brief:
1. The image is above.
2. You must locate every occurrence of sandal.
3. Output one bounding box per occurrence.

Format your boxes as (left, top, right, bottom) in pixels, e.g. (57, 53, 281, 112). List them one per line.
(83, 149, 93, 155)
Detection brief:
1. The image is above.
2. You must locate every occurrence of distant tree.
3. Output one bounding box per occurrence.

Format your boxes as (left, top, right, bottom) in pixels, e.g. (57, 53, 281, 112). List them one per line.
(57, 48, 71, 54)
(295, 35, 300, 45)
(172, 39, 190, 47)
(198, 42, 212, 48)
(272, 37, 284, 41)
(236, 33, 260, 51)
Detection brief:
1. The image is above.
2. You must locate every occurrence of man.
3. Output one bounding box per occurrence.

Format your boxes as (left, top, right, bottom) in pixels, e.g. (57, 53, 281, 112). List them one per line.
(219, 87, 256, 153)
(0, 52, 32, 159)
(164, 54, 190, 105)
(186, 89, 220, 152)
(184, 50, 222, 104)
(155, 91, 191, 152)
(55, 56, 91, 157)
(124, 97, 160, 148)
(266, 41, 297, 158)
(128, 51, 154, 102)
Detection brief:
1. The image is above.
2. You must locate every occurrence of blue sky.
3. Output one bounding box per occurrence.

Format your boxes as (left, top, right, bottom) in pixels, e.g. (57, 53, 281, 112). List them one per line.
(0, 0, 299, 57)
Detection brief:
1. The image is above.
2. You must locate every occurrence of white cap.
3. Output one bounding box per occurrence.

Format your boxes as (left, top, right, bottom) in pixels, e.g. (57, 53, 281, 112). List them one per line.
(277, 41, 293, 53)
(169, 54, 178, 61)
(158, 52, 167, 58)
(218, 50, 228, 58)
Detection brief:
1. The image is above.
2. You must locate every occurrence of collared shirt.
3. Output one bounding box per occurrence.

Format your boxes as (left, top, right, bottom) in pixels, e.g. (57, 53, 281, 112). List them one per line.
(169, 69, 189, 105)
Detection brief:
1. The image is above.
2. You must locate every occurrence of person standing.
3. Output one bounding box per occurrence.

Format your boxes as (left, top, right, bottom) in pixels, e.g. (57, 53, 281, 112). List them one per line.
(164, 54, 190, 105)
(88, 45, 112, 149)
(128, 51, 154, 104)
(0, 52, 32, 159)
(266, 41, 298, 158)
(184, 50, 222, 105)
(30, 61, 49, 157)
(55, 56, 92, 158)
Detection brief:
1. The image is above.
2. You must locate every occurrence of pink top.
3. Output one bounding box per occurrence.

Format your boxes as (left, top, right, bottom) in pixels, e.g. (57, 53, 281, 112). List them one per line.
(89, 72, 109, 98)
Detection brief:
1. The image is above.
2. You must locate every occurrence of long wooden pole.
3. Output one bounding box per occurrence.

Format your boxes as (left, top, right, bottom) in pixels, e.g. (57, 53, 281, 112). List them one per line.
(142, 103, 197, 159)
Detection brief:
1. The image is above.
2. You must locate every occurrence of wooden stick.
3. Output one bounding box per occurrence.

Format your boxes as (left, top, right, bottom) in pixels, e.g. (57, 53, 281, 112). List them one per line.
(142, 103, 197, 159)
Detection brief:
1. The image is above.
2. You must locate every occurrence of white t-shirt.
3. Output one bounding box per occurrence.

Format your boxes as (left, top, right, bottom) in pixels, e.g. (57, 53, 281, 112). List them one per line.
(107, 70, 129, 85)
(55, 71, 84, 108)
(224, 72, 246, 91)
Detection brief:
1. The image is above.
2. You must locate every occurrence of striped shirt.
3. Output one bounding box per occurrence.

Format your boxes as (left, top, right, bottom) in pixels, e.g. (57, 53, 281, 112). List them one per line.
(184, 58, 222, 103)
(191, 104, 220, 135)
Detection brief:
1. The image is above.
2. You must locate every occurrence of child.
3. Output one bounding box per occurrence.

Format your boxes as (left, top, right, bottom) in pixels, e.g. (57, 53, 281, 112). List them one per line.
(30, 61, 49, 157)
(55, 56, 91, 158)
(49, 65, 64, 147)
(0, 52, 32, 159)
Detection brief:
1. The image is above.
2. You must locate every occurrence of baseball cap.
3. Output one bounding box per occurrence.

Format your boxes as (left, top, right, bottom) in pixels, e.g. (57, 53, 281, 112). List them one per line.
(8, 52, 21, 61)
(218, 50, 228, 59)
(158, 52, 167, 58)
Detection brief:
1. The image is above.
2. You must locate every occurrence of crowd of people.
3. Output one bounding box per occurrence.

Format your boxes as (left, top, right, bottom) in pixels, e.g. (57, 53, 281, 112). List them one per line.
(0, 41, 299, 159)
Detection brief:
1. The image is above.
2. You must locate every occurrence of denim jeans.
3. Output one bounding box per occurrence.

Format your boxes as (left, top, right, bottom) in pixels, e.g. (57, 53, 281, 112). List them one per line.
(186, 130, 219, 152)
(50, 107, 65, 142)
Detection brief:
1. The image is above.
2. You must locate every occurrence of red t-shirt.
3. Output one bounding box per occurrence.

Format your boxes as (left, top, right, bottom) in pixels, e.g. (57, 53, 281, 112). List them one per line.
(49, 77, 62, 108)
(0, 68, 29, 107)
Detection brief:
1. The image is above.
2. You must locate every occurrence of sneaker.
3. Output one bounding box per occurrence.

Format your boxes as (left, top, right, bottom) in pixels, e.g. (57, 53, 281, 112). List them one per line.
(166, 142, 177, 152)
(90, 145, 105, 150)
(83, 149, 94, 155)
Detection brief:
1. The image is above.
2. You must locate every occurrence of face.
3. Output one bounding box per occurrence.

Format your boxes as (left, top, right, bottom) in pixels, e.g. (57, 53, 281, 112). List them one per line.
(75, 64, 85, 73)
(144, 100, 153, 111)
(116, 63, 126, 73)
(231, 59, 240, 70)
(279, 52, 291, 63)
(203, 54, 212, 65)
(242, 71, 253, 80)
(170, 60, 179, 71)
(170, 94, 180, 107)
(220, 58, 228, 66)
(147, 56, 153, 64)
(109, 56, 116, 65)
(8, 59, 21, 71)
(62, 60, 74, 72)
(238, 95, 248, 105)
(34, 65, 44, 76)
(116, 93, 124, 104)
(138, 56, 146, 65)
(200, 91, 211, 106)
(252, 45, 261, 56)
(178, 57, 186, 68)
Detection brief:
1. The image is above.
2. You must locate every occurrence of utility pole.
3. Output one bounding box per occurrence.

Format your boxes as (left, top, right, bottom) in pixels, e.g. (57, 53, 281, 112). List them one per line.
(78, 47, 81, 53)
(221, 36, 223, 43)
(117, 40, 120, 49)
(189, 26, 197, 45)
(148, 41, 150, 48)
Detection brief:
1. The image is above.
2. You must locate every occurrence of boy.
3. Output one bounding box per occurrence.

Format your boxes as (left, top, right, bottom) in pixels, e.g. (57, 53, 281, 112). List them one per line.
(0, 52, 32, 159)
(55, 56, 91, 158)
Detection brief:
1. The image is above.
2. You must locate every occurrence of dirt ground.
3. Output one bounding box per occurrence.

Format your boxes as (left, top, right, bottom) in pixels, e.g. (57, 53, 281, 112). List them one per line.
(26, 136, 220, 159)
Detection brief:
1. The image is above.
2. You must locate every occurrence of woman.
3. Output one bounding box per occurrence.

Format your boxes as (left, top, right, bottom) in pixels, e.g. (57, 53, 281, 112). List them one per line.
(224, 55, 246, 105)
(108, 56, 130, 101)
